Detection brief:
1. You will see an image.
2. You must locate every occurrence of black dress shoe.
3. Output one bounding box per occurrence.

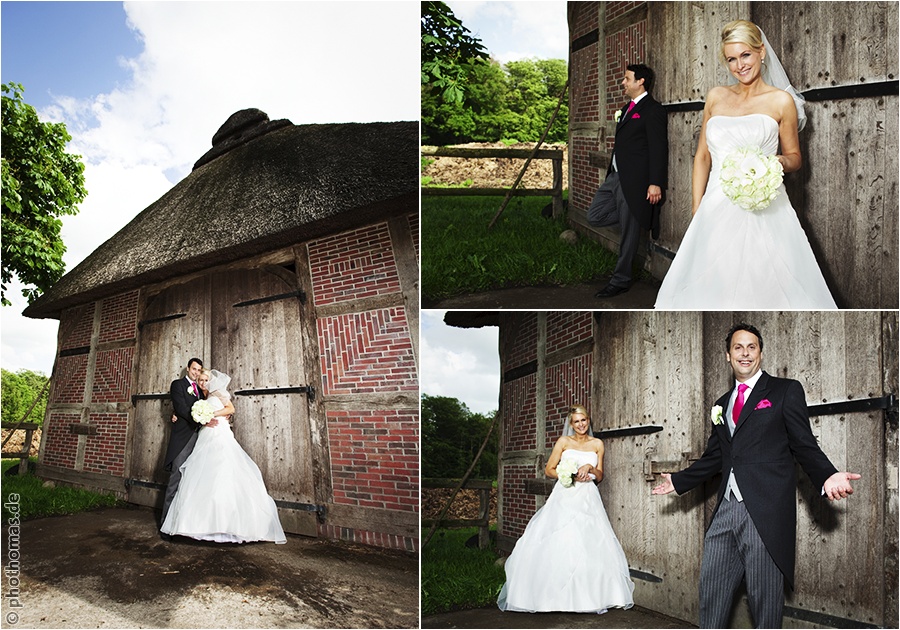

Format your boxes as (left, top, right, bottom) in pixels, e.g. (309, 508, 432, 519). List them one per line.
(159, 531, 172, 541)
(594, 283, 630, 299)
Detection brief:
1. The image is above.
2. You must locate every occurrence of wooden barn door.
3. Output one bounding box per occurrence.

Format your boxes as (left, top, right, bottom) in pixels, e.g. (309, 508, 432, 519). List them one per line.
(209, 266, 318, 536)
(128, 276, 210, 507)
(126, 266, 318, 536)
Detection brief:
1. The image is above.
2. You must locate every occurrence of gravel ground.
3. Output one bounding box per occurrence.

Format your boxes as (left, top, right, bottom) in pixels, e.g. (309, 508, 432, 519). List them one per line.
(5, 506, 418, 629)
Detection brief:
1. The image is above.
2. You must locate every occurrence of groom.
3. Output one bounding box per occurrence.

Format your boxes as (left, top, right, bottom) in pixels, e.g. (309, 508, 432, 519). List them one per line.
(589, 63, 668, 298)
(652, 323, 861, 628)
(160, 356, 216, 539)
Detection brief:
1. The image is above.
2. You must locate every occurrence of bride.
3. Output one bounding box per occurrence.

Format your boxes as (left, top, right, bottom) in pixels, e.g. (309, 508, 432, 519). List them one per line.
(161, 369, 286, 544)
(497, 405, 634, 613)
(655, 19, 837, 309)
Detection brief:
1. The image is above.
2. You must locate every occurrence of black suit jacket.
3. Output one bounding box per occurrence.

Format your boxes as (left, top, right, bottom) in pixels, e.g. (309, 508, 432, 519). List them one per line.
(671, 371, 838, 588)
(165, 376, 202, 469)
(608, 94, 669, 238)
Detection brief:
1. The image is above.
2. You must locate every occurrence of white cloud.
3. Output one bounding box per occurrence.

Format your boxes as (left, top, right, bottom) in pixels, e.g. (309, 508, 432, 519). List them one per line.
(421, 310, 500, 415)
(446, 1, 569, 65)
(5, 2, 420, 375)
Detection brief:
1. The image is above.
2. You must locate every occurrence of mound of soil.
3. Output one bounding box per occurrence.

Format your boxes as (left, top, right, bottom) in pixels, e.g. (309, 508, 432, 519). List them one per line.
(1, 427, 41, 457)
(422, 141, 567, 190)
(422, 486, 498, 524)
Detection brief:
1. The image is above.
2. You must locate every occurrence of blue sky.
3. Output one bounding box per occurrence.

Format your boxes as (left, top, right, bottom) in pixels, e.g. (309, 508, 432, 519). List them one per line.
(1, 1, 420, 375)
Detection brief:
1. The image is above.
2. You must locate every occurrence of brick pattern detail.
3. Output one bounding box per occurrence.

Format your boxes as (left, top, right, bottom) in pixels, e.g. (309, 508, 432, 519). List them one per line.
(500, 464, 537, 539)
(546, 311, 593, 354)
(327, 410, 418, 512)
(545, 354, 593, 449)
(502, 373, 537, 453)
(317, 523, 417, 553)
(318, 307, 417, 395)
(570, 135, 603, 216)
(51, 355, 88, 404)
(408, 212, 419, 262)
(308, 223, 401, 307)
(99, 291, 138, 343)
(605, 21, 646, 154)
(83, 412, 128, 476)
(570, 3, 601, 128)
(506, 314, 538, 368)
(91, 348, 134, 403)
(42, 413, 80, 470)
(60, 305, 95, 350)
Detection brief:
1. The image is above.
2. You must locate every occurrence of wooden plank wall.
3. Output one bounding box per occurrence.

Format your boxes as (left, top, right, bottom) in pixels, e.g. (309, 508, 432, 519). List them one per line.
(644, 1, 898, 308)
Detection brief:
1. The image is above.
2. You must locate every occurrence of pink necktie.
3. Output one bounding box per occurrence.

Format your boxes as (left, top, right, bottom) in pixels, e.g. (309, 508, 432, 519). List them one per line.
(192, 382, 199, 397)
(626, 101, 635, 114)
(732, 383, 749, 425)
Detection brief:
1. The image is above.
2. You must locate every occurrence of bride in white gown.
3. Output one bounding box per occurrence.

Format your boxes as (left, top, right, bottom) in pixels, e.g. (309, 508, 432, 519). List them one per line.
(498, 405, 634, 613)
(161, 369, 286, 544)
(655, 19, 837, 309)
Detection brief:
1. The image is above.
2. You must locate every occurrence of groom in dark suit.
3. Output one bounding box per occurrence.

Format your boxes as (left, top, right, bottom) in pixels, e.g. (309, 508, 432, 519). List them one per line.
(589, 63, 668, 298)
(652, 323, 861, 628)
(160, 356, 217, 538)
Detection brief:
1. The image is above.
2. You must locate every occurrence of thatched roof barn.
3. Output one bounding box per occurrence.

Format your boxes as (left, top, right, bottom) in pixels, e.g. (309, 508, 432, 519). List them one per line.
(27, 109, 420, 551)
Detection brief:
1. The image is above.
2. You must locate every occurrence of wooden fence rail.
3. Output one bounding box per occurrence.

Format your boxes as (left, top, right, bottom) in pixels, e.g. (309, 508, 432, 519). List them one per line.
(1, 422, 39, 474)
(421, 477, 493, 549)
(421, 146, 566, 218)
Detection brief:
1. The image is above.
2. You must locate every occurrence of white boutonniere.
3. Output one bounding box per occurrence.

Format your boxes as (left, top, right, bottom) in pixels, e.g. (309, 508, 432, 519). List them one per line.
(187, 386, 194, 395)
(710, 405, 724, 425)
(614, 109, 623, 123)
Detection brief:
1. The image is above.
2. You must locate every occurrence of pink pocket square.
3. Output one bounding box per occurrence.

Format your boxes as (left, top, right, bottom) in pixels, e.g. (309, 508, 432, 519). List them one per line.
(632, 113, 641, 119)
(755, 399, 772, 410)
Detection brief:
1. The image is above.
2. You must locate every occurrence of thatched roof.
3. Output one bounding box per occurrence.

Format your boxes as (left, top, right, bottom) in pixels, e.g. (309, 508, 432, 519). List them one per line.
(24, 110, 417, 319)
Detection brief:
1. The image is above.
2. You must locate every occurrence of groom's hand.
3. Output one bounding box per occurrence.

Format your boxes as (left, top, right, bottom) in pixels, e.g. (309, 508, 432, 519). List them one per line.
(824, 471, 861, 501)
(651, 472, 675, 495)
(646, 185, 662, 205)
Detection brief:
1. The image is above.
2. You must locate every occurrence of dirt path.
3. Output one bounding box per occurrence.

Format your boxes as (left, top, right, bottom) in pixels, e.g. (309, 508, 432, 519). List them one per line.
(8, 506, 418, 628)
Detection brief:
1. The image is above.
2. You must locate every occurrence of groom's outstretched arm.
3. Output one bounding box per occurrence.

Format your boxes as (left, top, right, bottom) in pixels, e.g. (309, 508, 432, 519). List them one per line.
(652, 429, 723, 496)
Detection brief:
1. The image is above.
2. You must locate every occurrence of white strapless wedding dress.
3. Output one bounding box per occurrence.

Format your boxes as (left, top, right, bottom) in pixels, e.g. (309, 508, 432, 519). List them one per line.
(655, 114, 837, 309)
(160, 396, 286, 544)
(497, 449, 634, 613)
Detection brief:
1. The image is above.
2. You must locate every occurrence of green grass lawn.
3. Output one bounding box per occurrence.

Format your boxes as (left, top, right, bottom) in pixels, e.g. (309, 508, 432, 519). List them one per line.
(421, 195, 618, 304)
(422, 527, 506, 616)
(1, 458, 121, 521)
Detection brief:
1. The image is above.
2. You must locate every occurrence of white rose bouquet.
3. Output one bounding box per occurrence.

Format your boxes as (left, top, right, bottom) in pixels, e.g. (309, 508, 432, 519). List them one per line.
(556, 458, 579, 488)
(191, 399, 215, 425)
(719, 146, 784, 212)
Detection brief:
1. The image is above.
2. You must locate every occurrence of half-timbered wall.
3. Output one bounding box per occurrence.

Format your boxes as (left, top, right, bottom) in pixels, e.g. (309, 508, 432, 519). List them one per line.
(495, 310, 898, 628)
(567, 1, 899, 308)
(37, 213, 419, 552)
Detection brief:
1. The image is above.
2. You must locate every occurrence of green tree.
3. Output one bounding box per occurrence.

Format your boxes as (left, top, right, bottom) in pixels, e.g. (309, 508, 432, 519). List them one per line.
(422, 394, 498, 479)
(421, 57, 569, 146)
(421, 1, 489, 104)
(2, 82, 86, 306)
(1, 368, 49, 427)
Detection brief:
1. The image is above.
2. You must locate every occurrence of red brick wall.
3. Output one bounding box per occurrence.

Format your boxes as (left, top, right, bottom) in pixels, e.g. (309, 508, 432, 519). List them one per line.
(327, 409, 418, 512)
(500, 464, 537, 539)
(506, 314, 538, 368)
(317, 307, 417, 395)
(99, 291, 138, 343)
(502, 373, 537, 453)
(43, 293, 140, 482)
(41, 412, 80, 470)
(308, 222, 401, 306)
(91, 348, 133, 404)
(83, 412, 128, 476)
(408, 212, 419, 261)
(546, 311, 593, 353)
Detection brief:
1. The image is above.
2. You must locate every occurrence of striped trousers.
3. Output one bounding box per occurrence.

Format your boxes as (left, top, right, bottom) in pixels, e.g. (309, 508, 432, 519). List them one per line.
(699, 494, 785, 628)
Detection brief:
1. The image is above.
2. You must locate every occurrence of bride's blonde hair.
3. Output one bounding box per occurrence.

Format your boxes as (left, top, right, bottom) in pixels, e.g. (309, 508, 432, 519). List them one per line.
(720, 19, 765, 65)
